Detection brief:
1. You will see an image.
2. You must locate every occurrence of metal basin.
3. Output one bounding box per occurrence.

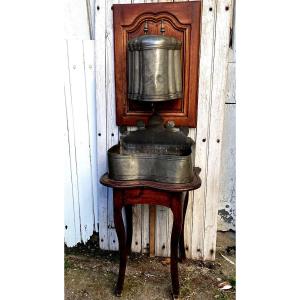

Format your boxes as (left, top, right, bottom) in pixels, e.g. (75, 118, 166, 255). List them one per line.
(108, 144, 193, 184)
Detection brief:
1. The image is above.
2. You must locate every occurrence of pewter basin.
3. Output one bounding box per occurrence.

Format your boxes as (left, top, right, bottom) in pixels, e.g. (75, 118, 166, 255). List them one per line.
(108, 144, 193, 184)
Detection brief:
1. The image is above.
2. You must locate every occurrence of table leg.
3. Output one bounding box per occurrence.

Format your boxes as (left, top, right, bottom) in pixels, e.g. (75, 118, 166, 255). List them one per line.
(170, 194, 183, 299)
(125, 205, 133, 255)
(113, 190, 127, 297)
(179, 192, 188, 262)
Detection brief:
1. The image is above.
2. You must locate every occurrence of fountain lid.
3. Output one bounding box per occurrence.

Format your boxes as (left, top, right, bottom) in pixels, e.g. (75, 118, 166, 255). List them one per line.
(128, 35, 182, 50)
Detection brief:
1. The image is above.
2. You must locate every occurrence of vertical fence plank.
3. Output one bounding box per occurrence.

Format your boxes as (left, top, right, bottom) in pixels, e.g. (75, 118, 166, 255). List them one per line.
(67, 40, 95, 243)
(204, 0, 233, 260)
(64, 89, 80, 247)
(83, 40, 99, 231)
(155, 206, 168, 257)
(218, 2, 235, 231)
(141, 205, 149, 253)
(218, 104, 235, 231)
(191, 0, 217, 260)
(131, 205, 142, 252)
(106, 0, 120, 251)
(183, 128, 197, 258)
(95, 0, 109, 250)
(64, 0, 90, 39)
(64, 41, 83, 246)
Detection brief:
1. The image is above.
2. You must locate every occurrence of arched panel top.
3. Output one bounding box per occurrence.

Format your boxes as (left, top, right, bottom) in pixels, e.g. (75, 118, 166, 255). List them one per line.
(112, 1, 202, 127)
(124, 12, 189, 33)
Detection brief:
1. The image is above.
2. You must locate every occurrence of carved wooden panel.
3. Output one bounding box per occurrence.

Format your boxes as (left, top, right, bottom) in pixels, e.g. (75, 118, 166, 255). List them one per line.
(113, 1, 202, 127)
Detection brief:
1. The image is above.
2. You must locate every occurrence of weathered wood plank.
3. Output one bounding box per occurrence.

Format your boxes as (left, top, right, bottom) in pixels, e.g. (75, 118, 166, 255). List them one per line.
(184, 128, 197, 258)
(155, 206, 168, 257)
(83, 40, 99, 231)
(64, 88, 81, 247)
(64, 41, 82, 247)
(149, 206, 156, 256)
(225, 63, 235, 104)
(67, 40, 95, 243)
(204, 0, 233, 260)
(106, 0, 120, 251)
(141, 205, 150, 254)
(192, 0, 217, 260)
(131, 205, 142, 252)
(95, 0, 109, 250)
(64, 0, 90, 39)
(218, 103, 235, 231)
(218, 4, 235, 230)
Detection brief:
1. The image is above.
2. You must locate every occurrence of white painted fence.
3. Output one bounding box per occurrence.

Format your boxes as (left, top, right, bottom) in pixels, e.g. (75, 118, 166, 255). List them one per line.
(64, 40, 98, 246)
(64, 0, 235, 260)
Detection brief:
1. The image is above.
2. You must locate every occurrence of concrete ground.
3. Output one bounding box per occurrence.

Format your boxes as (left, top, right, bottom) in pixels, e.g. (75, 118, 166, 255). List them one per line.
(65, 231, 235, 300)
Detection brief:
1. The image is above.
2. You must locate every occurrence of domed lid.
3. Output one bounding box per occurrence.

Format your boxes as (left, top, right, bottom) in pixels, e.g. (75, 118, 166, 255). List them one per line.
(128, 35, 182, 51)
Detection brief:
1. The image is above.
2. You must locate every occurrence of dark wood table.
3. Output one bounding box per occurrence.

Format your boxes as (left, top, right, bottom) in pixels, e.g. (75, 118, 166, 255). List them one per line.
(100, 168, 201, 299)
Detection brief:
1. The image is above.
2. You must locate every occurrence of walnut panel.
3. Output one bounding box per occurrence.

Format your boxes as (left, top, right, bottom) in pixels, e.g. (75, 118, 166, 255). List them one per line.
(112, 1, 202, 127)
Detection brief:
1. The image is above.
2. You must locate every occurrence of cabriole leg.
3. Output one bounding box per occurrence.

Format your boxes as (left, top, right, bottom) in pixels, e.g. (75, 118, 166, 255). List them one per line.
(170, 194, 183, 299)
(179, 192, 188, 262)
(125, 205, 133, 255)
(113, 190, 127, 297)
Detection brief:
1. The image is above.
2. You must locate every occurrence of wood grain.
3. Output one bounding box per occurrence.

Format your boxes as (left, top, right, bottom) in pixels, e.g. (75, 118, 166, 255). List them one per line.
(95, 0, 109, 250)
(67, 40, 95, 243)
(203, 0, 233, 261)
(106, 0, 120, 251)
(149, 205, 156, 257)
(192, 0, 217, 260)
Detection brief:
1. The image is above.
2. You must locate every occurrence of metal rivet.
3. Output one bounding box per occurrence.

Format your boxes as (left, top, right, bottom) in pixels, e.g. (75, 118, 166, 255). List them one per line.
(202, 138, 206, 142)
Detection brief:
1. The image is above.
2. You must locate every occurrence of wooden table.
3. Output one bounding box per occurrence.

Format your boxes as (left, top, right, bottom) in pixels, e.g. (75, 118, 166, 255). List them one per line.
(100, 168, 201, 299)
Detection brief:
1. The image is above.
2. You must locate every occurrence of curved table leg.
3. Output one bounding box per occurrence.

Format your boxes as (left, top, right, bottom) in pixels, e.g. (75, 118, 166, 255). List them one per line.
(179, 192, 188, 262)
(170, 194, 183, 299)
(113, 190, 127, 297)
(125, 205, 133, 255)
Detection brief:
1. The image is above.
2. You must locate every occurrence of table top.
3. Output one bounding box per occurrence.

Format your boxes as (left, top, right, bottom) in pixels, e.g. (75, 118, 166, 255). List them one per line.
(100, 167, 201, 192)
